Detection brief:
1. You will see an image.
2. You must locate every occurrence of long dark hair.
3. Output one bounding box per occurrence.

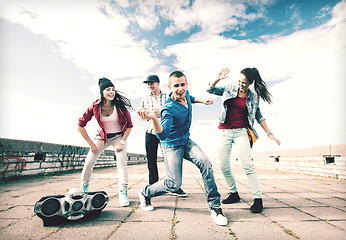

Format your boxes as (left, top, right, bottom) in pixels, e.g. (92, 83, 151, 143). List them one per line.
(101, 90, 133, 113)
(241, 68, 272, 104)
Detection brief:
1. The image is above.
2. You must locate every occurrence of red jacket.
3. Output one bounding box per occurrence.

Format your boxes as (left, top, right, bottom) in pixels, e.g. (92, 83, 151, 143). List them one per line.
(78, 99, 133, 141)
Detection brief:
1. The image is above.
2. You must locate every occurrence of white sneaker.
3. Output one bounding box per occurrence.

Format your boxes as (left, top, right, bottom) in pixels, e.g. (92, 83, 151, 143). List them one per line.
(210, 206, 228, 226)
(138, 191, 154, 211)
(119, 188, 130, 207)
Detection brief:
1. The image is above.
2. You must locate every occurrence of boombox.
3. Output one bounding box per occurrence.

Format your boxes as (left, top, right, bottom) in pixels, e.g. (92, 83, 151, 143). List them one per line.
(34, 188, 109, 226)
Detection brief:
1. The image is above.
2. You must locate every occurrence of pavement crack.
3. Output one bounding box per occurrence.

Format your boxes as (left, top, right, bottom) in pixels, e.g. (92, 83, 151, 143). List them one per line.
(104, 204, 139, 239)
(227, 227, 238, 240)
(169, 196, 179, 240)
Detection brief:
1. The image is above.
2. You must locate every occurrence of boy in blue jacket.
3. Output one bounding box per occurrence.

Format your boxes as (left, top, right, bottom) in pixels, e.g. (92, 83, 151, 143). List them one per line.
(137, 71, 228, 226)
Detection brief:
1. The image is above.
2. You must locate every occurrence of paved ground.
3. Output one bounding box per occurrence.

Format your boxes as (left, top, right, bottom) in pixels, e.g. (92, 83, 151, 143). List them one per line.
(0, 160, 345, 240)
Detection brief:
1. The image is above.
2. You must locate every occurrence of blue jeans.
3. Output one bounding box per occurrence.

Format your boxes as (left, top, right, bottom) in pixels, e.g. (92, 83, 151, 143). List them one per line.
(218, 128, 262, 199)
(142, 139, 221, 207)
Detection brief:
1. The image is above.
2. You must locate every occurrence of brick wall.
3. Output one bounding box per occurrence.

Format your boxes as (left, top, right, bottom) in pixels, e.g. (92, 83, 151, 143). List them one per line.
(0, 138, 159, 181)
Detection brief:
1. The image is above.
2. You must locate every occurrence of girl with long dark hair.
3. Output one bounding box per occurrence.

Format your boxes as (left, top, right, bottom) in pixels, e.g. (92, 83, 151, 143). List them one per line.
(207, 68, 280, 213)
(78, 78, 133, 207)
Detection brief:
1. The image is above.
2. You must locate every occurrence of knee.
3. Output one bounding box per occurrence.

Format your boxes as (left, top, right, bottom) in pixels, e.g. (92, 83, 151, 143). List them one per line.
(116, 155, 127, 167)
(118, 160, 127, 168)
(165, 178, 181, 192)
(219, 160, 231, 172)
(221, 167, 231, 175)
(198, 156, 213, 170)
(84, 159, 95, 169)
(243, 162, 256, 175)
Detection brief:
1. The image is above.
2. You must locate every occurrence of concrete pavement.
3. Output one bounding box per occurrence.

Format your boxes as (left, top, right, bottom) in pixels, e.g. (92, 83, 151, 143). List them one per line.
(0, 161, 345, 240)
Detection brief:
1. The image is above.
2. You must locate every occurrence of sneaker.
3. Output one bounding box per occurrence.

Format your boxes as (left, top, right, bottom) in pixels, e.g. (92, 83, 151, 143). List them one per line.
(170, 188, 187, 197)
(250, 198, 263, 213)
(222, 192, 240, 204)
(138, 191, 154, 211)
(210, 206, 228, 226)
(81, 182, 89, 193)
(119, 188, 130, 207)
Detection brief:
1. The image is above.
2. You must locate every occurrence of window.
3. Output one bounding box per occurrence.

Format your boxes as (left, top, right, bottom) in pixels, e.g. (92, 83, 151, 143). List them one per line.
(270, 155, 280, 162)
(34, 153, 46, 162)
(323, 155, 337, 164)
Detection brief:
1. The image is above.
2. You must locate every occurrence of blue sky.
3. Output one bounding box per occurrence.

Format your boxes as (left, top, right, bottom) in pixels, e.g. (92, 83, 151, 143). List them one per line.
(0, 0, 345, 158)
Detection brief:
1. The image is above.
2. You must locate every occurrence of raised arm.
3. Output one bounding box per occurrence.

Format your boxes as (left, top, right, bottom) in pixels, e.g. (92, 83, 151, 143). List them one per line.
(210, 68, 230, 87)
(207, 68, 230, 95)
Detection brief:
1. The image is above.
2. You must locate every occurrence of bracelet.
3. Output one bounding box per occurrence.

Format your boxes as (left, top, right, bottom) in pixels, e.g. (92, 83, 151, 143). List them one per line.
(267, 132, 273, 137)
(120, 140, 125, 145)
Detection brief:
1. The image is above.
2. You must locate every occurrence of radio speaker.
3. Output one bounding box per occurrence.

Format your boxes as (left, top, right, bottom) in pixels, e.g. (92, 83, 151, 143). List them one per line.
(34, 188, 109, 226)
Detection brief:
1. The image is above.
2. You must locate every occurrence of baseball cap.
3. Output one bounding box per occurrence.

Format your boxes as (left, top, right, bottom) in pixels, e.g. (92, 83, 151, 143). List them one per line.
(143, 75, 160, 83)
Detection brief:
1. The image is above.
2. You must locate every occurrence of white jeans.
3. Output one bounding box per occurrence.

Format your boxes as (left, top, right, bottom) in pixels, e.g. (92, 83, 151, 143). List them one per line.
(81, 136, 128, 190)
(218, 128, 262, 199)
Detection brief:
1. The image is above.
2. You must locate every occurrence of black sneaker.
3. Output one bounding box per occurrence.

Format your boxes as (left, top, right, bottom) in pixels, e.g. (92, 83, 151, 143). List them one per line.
(222, 192, 240, 204)
(170, 188, 187, 197)
(250, 198, 263, 213)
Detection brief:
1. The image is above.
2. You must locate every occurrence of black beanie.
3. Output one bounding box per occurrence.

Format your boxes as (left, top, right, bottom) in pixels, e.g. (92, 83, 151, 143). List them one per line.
(98, 78, 114, 93)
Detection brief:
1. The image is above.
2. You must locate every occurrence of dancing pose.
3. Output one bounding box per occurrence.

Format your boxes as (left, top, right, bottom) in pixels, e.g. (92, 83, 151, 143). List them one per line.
(78, 78, 133, 207)
(141, 75, 187, 197)
(207, 68, 280, 213)
(137, 71, 228, 226)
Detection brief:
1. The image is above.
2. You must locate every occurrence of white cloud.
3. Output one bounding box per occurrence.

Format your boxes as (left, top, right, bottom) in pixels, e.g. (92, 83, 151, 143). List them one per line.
(131, 1, 161, 31)
(1, 0, 158, 82)
(160, 0, 269, 39)
(120, 0, 271, 40)
(161, 0, 346, 151)
(288, 3, 304, 30)
(112, 0, 131, 8)
(315, 6, 333, 20)
(1, 0, 345, 156)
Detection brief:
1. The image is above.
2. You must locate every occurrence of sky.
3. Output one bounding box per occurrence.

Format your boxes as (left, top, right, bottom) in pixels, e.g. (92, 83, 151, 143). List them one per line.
(0, 0, 345, 159)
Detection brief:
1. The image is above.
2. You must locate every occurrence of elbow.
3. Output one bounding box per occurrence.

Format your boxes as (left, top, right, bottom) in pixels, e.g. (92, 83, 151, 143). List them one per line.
(257, 118, 265, 124)
(157, 131, 167, 140)
(78, 119, 87, 128)
(127, 122, 134, 129)
(77, 126, 85, 134)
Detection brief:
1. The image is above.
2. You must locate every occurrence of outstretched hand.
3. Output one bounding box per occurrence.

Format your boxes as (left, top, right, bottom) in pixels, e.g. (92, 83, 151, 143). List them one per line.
(217, 68, 230, 81)
(205, 98, 214, 105)
(137, 108, 156, 120)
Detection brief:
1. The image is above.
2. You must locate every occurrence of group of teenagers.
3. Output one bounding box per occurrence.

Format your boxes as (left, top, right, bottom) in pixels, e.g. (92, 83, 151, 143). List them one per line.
(77, 67, 281, 226)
